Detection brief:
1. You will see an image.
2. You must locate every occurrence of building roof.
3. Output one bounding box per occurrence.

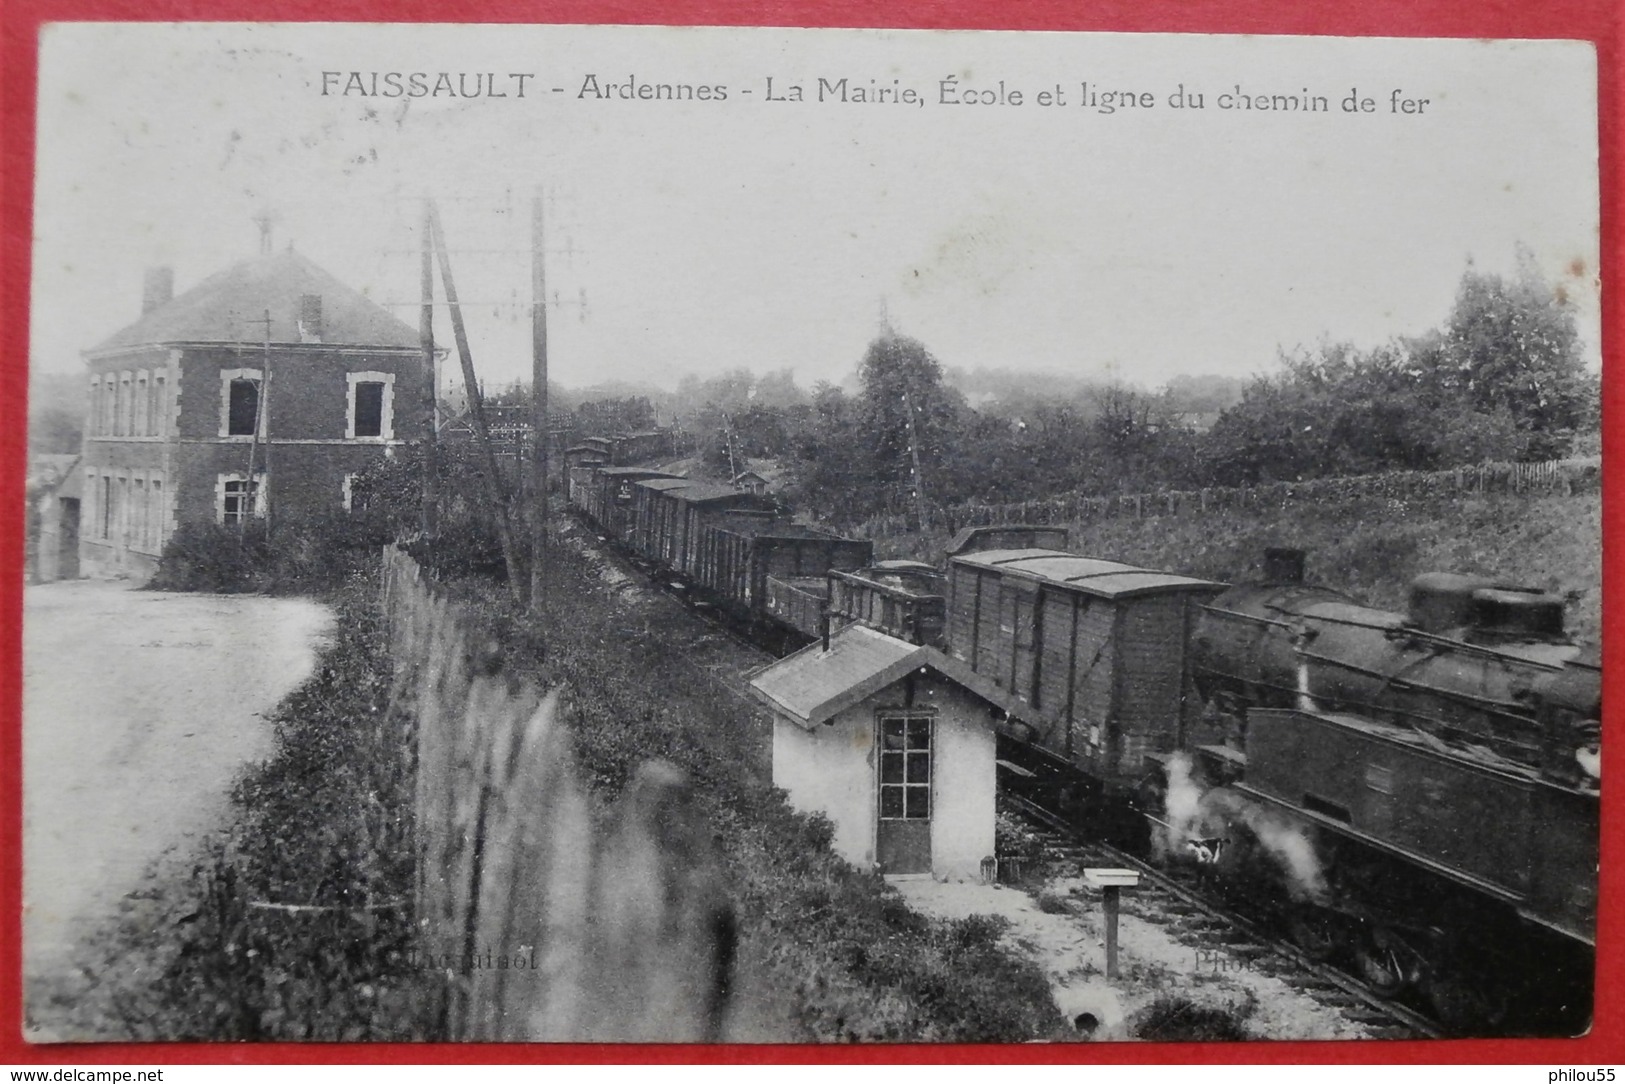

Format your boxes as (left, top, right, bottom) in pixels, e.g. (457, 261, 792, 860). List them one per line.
(748, 624, 1049, 730)
(88, 249, 419, 356)
(952, 548, 1225, 600)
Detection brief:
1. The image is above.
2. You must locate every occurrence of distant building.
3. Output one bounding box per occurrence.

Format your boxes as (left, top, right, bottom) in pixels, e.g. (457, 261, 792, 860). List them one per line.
(29, 455, 82, 583)
(79, 250, 426, 580)
(731, 469, 769, 496)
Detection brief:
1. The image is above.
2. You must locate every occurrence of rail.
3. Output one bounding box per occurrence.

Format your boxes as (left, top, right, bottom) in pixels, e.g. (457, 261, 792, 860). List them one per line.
(1003, 793, 1446, 1040)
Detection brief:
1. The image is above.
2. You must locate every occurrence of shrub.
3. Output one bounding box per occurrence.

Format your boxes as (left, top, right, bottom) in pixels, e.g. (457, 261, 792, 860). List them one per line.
(151, 510, 395, 596)
(1132, 994, 1253, 1041)
(1035, 890, 1072, 915)
(149, 521, 269, 593)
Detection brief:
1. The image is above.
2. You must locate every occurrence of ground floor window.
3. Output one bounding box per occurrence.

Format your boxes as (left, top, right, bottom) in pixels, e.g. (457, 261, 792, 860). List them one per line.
(219, 473, 265, 525)
(878, 713, 933, 821)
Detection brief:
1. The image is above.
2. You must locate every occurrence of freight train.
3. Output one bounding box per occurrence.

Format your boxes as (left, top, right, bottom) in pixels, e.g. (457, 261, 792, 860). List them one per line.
(566, 465, 1598, 1033)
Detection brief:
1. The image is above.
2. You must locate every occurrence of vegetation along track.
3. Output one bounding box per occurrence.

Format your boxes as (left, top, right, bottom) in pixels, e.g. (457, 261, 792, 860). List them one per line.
(560, 515, 774, 694)
(1004, 793, 1445, 1040)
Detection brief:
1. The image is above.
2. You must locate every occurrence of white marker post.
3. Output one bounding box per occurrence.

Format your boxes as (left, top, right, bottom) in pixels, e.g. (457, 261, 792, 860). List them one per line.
(1083, 868, 1142, 979)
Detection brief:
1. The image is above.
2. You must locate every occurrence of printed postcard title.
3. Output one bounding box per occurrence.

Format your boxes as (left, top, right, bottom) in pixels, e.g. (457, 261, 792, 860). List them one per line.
(318, 71, 1434, 116)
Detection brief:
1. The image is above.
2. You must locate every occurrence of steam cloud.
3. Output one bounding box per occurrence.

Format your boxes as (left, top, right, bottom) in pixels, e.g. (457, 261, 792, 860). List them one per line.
(1156, 752, 1329, 902)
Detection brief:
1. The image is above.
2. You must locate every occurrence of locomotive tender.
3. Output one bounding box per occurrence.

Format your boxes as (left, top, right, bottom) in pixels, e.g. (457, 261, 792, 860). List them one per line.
(567, 463, 1597, 1030)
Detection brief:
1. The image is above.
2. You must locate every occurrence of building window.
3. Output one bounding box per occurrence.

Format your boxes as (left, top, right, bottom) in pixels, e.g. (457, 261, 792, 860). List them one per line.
(150, 479, 164, 549)
(115, 374, 131, 436)
(87, 378, 100, 436)
(878, 713, 933, 821)
(346, 371, 395, 440)
(151, 374, 166, 437)
(133, 478, 147, 547)
(100, 475, 112, 538)
(219, 368, 264, 438)
(228, 379, 260, 436)
(135, 373, 149, 437)
(218, 473, 265, 525)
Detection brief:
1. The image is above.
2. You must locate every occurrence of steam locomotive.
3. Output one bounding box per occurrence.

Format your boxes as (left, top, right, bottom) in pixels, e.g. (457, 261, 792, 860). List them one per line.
(567, 464, 1597, 1033)
(1173, 551, 1598, 1032)
(951, 533, 1598, 1034)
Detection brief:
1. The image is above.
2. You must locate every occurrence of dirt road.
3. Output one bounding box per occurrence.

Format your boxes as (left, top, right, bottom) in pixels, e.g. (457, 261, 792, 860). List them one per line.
(23, 580, 333, 1033)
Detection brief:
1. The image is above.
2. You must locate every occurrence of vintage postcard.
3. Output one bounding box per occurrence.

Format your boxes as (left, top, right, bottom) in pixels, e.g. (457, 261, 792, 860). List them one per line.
(23, 23, 1601, 1047)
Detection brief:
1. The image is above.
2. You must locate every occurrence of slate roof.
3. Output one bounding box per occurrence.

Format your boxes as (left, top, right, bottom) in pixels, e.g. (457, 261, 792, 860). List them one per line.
(951, 548, 1224, 600)
(88, 250, 418, 355)
(748, 624, 1048, 731)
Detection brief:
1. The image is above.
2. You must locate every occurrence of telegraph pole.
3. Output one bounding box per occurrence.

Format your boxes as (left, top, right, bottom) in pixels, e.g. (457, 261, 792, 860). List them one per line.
(529, 190, 549, 611)
(426, 200, 528, 604)
(419, 202, 439, 536)
(240, 309, 273, 545)
(901, 386, 928, 529)
(262, 307, 273, 541)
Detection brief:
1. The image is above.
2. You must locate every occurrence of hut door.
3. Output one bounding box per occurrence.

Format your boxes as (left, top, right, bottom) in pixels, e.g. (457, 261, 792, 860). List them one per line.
(877, 713, 933, 875)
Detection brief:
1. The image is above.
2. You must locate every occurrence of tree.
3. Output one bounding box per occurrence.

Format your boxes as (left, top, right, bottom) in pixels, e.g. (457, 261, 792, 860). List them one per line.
(856, 332, 963, 512)
(1412, 249, 1595, 458)
(786, 383, 884, 520)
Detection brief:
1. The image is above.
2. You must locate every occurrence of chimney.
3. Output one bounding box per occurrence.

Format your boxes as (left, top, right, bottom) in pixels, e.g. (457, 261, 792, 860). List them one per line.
(1262, 547, 1306, 585)
(142, 267, 174, 315)
(299, 294, 323, 343)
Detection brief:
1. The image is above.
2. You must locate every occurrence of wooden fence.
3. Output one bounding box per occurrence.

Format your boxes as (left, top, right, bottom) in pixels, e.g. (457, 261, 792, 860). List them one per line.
(383, 547, 735, 1041)
(856, 456, 1602, 540)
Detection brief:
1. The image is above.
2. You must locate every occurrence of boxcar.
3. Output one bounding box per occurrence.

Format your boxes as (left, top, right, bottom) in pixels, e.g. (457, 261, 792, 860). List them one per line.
(945, 546, 1224, 787)
(575, 466, 683, 541)
(630, 478, 772, 569)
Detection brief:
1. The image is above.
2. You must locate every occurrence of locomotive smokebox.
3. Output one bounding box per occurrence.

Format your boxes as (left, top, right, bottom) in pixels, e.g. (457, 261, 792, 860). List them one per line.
(1262, 547, 1307, 585)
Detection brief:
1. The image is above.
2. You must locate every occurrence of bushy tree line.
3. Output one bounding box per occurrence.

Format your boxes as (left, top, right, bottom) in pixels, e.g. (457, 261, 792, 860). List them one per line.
(1207, 252, 1596, 485)
(777, 253, 1597, 525)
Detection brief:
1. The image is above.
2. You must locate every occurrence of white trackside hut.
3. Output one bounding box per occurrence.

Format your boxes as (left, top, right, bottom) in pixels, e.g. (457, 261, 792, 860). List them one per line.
(750, 624, 1039, 880)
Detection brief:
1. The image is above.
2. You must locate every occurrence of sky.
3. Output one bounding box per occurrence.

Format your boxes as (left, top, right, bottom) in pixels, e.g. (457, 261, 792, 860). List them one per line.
(31, 24, 1602, 396)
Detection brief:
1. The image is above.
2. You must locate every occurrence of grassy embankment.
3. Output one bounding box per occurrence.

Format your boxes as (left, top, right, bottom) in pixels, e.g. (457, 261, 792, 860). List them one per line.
(878, 491, 1602, 643)
(427, 520, 1066, 1041)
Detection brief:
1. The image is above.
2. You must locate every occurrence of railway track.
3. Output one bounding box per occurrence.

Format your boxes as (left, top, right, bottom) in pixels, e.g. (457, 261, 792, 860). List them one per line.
(1003, 792, 1445, 1040)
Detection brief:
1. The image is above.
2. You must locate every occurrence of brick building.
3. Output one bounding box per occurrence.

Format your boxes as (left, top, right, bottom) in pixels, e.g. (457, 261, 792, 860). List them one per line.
(80, 249, 426, 580)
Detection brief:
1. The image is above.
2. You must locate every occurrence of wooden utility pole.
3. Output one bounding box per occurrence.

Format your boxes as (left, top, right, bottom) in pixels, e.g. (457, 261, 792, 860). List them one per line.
(262, 307, 274, 541)
(419, 202, 439, 537)
(901, 387, 928, 529)
(720, 412, 739, 480)
(426, 200, 528, 604)
(529, 191, 549, 611)
(240, 309, 273, 545)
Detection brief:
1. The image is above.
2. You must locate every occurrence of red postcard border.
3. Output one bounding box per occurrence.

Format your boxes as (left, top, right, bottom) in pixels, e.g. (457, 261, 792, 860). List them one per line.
(0, 0, 1617, 1066)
